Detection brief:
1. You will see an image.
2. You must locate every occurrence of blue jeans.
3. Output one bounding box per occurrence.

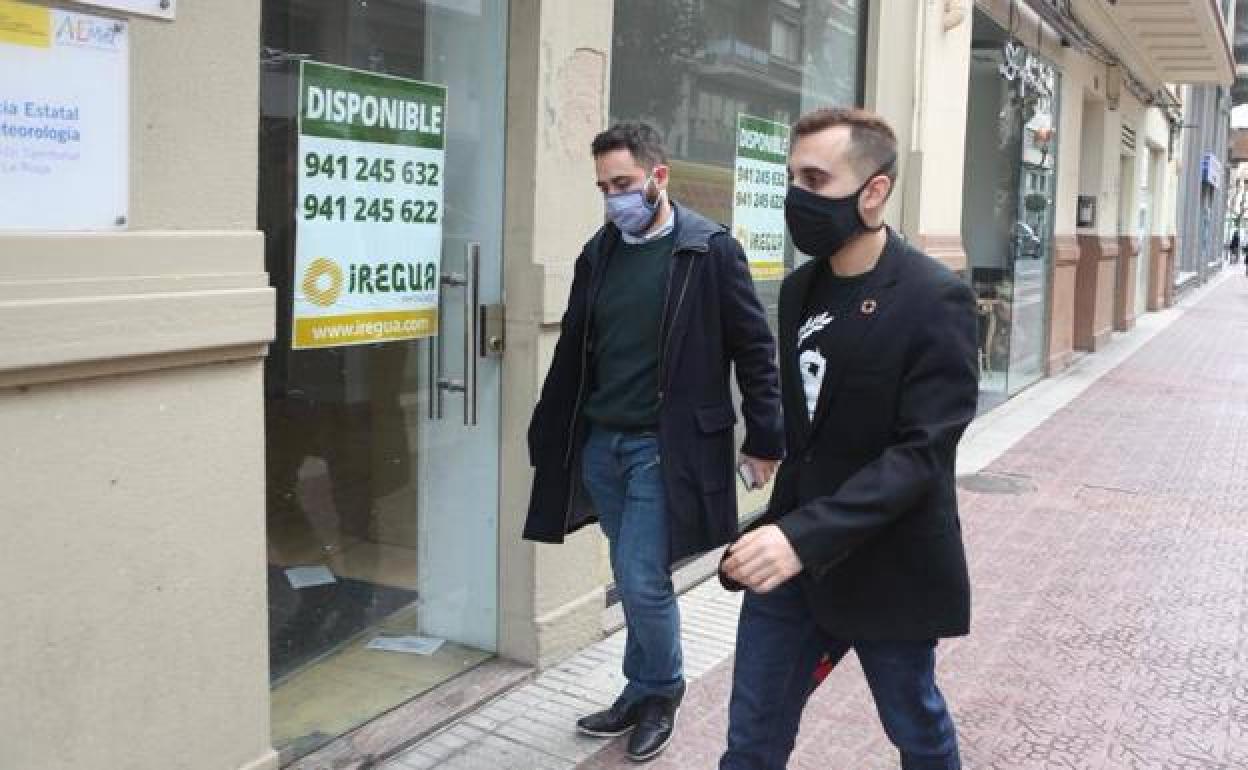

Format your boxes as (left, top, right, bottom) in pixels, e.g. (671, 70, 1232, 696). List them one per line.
(720, 581, 960, 770)
(582, 425, 684, 704)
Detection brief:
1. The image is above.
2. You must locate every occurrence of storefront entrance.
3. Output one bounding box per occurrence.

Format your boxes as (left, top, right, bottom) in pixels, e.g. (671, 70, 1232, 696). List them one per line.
(962, 9, 1059, 410)
(258, 0, 507, 762)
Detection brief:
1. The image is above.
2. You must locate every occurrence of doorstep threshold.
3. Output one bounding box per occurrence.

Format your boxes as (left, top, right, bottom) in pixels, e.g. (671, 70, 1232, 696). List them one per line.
(285, 657, 534, 769)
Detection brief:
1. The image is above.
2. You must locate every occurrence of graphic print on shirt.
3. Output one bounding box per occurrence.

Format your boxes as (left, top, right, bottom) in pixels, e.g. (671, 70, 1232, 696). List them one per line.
(797, 312, 833, 347)
(798, 312, 833, 420)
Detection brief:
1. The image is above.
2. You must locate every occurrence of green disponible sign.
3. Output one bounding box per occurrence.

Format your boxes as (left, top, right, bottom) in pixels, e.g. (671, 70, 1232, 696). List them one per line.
(735, 114, 789, 164)
(300, 61, 445, 150)
(732, 115, 789, 281)
(293, 61, 448, 349)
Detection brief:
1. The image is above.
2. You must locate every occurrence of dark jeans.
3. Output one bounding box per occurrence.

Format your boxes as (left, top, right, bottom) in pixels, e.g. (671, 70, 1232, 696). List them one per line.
(582, 425, 684, 704)
(720, 581, 960, 770)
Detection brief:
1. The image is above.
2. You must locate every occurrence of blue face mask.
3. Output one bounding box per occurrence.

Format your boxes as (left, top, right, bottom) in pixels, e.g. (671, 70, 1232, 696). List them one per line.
(604, 174, 661, 235)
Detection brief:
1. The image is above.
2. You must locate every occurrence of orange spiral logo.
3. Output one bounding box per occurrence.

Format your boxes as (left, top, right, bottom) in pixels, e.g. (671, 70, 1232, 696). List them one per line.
(302, 257, 343, 307)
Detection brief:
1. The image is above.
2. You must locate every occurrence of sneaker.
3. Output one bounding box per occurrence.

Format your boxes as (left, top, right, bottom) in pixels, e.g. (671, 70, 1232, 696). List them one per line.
(626, 694, 679, 762)
(576, 696, 642, 738)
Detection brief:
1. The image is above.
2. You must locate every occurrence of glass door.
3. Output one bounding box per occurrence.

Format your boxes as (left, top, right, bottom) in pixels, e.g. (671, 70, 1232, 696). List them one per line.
(258, 0, 506, 762)
(963, 33, 1016, 409)
(962, 9, 1057, 408)
(1136, 189, 1152, 318)
(1006, 52, 1058, 396)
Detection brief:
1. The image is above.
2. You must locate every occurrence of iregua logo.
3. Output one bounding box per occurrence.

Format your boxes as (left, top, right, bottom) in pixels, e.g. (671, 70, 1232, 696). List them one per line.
(302, 258, 344, 307)
(303, 258, 436, 307)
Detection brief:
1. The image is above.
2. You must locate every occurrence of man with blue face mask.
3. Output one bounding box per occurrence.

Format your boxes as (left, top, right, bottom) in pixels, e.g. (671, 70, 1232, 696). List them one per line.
(524, 122, 784, 762)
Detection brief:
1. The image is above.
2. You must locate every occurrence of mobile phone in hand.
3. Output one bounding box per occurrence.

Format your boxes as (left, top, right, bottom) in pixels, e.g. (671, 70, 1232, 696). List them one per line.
(737, 461, 757, 490)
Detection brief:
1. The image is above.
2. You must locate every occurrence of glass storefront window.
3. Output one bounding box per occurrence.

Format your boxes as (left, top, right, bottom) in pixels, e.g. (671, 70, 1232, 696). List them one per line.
(259, 0, 507, 762)
(611, 0, 867, 325)
(610, 0, 867, 519)
(962, 9, 1059, 410)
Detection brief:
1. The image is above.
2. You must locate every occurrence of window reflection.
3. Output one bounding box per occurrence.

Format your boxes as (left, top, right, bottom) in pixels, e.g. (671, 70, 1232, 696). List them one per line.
(610, 0, 867, 517)
(963, 10, 1058, 408)
(259, 0, 504, 761)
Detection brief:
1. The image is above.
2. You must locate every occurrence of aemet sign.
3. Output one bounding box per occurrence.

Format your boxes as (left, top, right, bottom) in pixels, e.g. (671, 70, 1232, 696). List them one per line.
(0, 1, 129, 231)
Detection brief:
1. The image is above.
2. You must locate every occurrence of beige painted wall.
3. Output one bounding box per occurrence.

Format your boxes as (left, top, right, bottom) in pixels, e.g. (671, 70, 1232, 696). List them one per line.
(867, 2, 974, 264)
(1057, 58, 1097, 237)
(865, 0, 918, 229)
(0, 2, 276, 769)
(912, 3, 973, 244)
(1143, 107, 1176, 238)
(498, 0, 616, 667)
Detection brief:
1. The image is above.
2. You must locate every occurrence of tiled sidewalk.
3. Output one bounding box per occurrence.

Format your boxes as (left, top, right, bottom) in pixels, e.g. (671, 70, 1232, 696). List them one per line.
(381, 583, 744, 770)
(385, 272, 1248, 770)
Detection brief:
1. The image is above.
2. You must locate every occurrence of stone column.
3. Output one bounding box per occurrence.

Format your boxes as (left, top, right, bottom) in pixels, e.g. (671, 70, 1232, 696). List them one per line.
(879, 0, 972, 272)
(497, 0, 615, 668)
(0, 3, 277, 769)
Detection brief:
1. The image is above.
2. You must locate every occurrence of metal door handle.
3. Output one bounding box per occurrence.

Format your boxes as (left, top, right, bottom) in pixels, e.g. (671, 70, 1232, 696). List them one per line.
(427, 242, 480, 426)
(463, 242, 480, 426)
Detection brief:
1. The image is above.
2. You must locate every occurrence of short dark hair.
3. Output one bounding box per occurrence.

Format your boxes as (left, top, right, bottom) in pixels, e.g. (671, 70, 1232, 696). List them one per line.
(794, 107, 898, 187)
(591, 122, 669, 169)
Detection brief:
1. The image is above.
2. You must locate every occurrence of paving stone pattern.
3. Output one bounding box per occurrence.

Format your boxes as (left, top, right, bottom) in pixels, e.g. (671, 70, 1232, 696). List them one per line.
(388, 278, 1248, 769)
(581, 280, 1248, 768)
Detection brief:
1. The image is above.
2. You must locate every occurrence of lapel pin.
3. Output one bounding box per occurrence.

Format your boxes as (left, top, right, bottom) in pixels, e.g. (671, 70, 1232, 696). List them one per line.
(861, 299, 878, 315)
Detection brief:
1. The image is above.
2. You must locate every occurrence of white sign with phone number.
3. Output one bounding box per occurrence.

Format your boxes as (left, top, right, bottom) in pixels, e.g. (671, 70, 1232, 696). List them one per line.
(292, 60, 448, 349)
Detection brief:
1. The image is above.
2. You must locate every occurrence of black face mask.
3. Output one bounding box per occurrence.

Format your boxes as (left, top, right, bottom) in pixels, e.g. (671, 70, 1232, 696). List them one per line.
(784, 165, 891, 258)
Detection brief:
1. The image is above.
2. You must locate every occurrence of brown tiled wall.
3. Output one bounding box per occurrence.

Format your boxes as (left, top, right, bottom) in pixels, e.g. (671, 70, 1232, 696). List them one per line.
(1148, 236, 1174, 311)
(1074, 236, 1118, 351)
(1048, 236, 1079, 374)
(1115, 236, 1140, 332)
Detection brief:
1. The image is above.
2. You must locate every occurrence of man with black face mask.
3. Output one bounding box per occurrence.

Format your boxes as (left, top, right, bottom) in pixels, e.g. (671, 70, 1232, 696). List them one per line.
(718, 107, 979, 770)
(524, 122, 783, 762)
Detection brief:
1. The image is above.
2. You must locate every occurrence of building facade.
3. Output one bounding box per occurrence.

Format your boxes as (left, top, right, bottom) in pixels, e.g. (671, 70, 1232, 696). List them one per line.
(0, 1, 1232, 768)
(1178, 83, 1235, 285)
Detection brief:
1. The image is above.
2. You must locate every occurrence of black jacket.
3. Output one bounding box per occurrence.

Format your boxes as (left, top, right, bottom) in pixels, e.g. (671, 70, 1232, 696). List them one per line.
(724, 230, 979, 640)
(524, 203, 784, 565)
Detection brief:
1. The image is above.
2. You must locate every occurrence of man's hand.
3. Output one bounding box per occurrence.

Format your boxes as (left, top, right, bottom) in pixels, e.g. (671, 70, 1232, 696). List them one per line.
(740, 454, 779, 489)
(721, 524, 803, 593)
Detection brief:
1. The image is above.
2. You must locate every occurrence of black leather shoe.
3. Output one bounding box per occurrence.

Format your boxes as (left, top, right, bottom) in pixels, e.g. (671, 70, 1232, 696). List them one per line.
(626, 695, 680, 762)
(576, 696, 642, 737)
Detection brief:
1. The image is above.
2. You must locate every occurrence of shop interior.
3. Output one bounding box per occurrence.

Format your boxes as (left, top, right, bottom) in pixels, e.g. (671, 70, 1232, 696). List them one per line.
(963, 8, 1058, 409)
(259, 0, 503, 761)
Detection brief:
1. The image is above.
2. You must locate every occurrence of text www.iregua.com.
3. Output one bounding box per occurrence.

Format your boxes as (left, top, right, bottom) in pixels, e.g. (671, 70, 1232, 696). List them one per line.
(310, 318, 427, 340)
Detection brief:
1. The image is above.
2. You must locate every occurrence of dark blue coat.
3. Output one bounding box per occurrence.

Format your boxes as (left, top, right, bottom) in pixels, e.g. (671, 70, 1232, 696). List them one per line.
(524, 203, 784, 565)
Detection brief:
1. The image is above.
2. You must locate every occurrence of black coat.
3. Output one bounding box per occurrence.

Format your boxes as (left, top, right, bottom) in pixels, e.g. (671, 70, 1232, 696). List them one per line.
(724, 230, 979, 640)
(524, 204, 784, 565)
